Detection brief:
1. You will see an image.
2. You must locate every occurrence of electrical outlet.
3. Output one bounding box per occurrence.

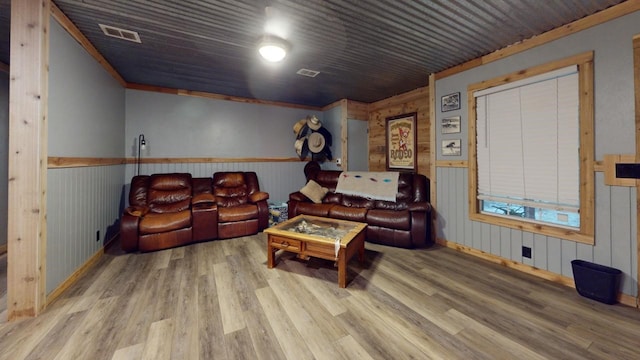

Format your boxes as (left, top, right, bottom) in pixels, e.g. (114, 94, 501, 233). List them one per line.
(522, 246, 532, 259)
(336, 158, 342, 165)
(96, 230, 100, 242)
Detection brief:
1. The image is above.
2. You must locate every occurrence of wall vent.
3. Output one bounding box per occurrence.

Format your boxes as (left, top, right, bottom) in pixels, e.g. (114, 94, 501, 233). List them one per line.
(99, 24, 141, 43)
(296, 68, 320, 77)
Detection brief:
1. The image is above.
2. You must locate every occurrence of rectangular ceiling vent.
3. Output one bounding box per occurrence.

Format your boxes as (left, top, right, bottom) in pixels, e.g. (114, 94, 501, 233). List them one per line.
(296, 68, 320, 78)
(99, 24, 141, 43)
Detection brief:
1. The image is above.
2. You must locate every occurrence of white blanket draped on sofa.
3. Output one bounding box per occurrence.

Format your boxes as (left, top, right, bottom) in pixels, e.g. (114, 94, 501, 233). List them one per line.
(335, 171, 399, 202)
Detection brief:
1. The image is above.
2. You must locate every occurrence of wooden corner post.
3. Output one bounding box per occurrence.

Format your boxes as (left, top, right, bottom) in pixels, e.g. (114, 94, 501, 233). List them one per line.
(8, 0, 50, 320)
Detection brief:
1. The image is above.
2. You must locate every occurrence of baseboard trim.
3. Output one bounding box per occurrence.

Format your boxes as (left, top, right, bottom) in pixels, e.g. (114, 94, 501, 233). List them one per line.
(436, 237, 638, 309)
(46, 248, 103, 306)
(45, 232, 119, 307)
(103, 233, 119, 252)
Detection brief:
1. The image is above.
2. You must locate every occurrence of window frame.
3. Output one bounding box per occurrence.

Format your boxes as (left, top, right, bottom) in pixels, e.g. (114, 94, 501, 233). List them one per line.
(468, 52, 595, 244)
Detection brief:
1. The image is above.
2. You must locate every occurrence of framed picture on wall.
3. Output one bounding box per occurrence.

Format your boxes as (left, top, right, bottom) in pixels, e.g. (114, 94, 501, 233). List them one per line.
(441, 92, 461, 112)
(441, 116, 461, 134)
(442, 139, 461, 156)
(386, 112, 417, 171)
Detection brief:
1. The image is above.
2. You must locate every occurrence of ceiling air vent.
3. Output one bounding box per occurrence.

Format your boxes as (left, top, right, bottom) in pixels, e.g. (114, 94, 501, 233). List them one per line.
(99, 24, 141, 43)
(296, 68, 320, 78)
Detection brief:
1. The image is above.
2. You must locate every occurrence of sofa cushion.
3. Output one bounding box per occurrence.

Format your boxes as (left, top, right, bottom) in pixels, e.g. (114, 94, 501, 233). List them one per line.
(329, 205, 368, 222)
(323, 192, 342, 204)
(148, 173, 193, 213)
(218, 204, 259, 222)
(313, 171, 341, 192)
(366, 209, 411, 230)
(149, 195, 191, 213)
(296, 202, 334, 217)
(374, 200, 408, 211)
(150, 173, 192, 191)
(215, 186, 249, 206)
(341, 195, 375, 209)
(366, 226, 413, 248)
(300, 180, 328, 203)
(139, 210, 192, 234)
(129, 175, 150, 206)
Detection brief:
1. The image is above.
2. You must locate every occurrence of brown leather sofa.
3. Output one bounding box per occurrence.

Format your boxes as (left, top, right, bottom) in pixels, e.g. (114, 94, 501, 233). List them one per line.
(288, 161, 433, 248)
(121, 172, 269, 252)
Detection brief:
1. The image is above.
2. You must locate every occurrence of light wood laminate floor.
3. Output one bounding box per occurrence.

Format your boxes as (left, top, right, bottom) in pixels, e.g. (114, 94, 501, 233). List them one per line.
(1, 233, 639, 359)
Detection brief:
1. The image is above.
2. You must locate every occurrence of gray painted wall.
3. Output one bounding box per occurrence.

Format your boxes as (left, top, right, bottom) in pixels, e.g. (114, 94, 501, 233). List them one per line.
(49, 26, 125, 157)
(434, 12, 640, 296)
(47, 20, 126, 294)
(0, 72, 7, 247)
(319, 104, 342, 171)
(124, 90, 329, 203)
(125, 90, 321, 158)
(347, 119, 369, 172)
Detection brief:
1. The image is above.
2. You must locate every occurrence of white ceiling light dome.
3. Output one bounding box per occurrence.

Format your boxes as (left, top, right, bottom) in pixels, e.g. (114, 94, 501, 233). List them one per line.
(258, 35, 289, 62)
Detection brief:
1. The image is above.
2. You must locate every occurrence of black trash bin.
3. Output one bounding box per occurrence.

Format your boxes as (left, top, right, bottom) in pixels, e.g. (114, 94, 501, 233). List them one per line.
(571, 259, 622, 305)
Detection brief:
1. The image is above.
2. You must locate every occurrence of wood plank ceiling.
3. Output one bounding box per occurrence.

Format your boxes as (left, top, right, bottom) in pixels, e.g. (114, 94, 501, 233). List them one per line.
(0, 0, 629, 107)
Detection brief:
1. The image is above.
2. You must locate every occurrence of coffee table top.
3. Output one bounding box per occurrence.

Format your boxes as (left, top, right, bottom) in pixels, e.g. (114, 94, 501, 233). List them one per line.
(264, 215, 367, 248)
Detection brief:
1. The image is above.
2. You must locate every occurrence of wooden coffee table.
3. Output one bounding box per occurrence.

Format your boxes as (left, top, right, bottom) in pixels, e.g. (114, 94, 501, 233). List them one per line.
(264, 215, 367, 288)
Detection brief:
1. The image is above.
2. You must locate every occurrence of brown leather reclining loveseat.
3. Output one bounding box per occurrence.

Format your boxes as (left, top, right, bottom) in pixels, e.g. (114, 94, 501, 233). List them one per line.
(288, 161, 433, 248)
(121, 172, 269, 252)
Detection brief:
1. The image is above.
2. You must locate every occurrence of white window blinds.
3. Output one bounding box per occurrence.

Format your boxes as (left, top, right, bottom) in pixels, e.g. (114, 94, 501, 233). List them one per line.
(474, 65, 579, 211)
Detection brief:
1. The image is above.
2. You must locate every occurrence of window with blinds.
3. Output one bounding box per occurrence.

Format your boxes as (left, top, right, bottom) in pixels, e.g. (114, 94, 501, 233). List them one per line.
(474, 66, 580, 228)
(468, 52, 595, 243)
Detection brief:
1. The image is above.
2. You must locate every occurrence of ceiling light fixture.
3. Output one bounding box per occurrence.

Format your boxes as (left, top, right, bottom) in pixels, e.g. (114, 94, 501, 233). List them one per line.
(258, 35, 289, 62)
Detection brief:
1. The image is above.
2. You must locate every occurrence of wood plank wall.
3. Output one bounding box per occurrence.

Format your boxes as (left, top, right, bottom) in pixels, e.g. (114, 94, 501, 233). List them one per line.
(634, 33, 640, 306)
(367, 87, 431, 179)
(7, 0, 50, 321)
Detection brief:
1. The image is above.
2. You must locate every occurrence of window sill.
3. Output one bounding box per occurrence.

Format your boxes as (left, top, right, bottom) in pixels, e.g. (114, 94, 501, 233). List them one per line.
(469, 212, 594, 245)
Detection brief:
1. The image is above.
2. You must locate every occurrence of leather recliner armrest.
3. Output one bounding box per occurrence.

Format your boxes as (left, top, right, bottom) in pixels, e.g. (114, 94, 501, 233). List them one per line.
(121, 209, 146, 252)
(192, 193, 216, 206)
(125, 205, 149, 217)
(407, 202, 432, 212)
(249, 191, 269, 203)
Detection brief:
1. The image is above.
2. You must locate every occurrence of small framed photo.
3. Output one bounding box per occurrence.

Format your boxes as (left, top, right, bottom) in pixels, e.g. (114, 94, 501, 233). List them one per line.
(442, 139, 461, 156)
(441, 116, 461, 134)
(441, 92, 460, 112)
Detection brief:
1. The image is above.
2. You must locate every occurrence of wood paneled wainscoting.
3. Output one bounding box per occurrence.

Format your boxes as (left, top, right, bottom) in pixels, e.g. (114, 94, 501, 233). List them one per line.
(38, 156, 308, 313)
(435, 163, 639, 308)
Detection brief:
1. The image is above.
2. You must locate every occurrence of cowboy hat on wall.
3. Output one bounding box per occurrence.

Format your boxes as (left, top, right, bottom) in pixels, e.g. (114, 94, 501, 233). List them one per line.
(292, 115, 332, 161)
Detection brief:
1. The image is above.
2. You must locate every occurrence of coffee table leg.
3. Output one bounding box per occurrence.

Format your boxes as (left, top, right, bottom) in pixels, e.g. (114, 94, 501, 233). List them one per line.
(338, 248, 347, 288)
(267, 238, 275, 269)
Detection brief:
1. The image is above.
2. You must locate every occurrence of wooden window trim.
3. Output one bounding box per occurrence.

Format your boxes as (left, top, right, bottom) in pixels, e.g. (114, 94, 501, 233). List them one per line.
(467, 51, 595, 244)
